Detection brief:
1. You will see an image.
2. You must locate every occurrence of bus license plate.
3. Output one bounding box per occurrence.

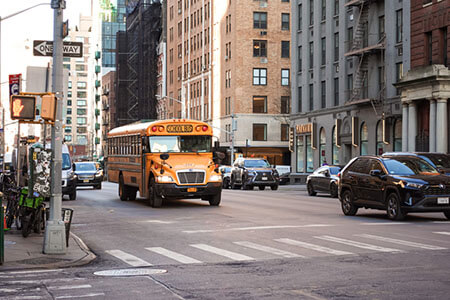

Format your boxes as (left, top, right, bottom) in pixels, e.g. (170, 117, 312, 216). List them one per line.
(262, 177, 268, 180)
(83, 179, 89, 183)
(187, 188, 197, 193)
(437, 197, 449, 204)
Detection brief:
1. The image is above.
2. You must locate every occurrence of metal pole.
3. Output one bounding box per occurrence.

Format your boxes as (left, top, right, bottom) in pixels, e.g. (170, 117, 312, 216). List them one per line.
(44, 0, 66, 254)
(230, 114, 235, 165)
(2, 108, 5, 172)
(16, 122, 20, 184)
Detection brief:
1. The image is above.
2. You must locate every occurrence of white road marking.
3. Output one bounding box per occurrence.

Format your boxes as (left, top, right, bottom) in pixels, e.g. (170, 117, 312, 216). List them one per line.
(434, 231, 450, 236)
(275, 238, 353, 256)
(0, 288, 20, 292)
(105, 250, 152, 267)
(146, 247, 202, 264)
(360, 222, 411, 226)
(55, 293, 105, 299)
(144, 220, 175, 224)
(433, 221, 450, 224)
(48, 284, 92, 291)
(7, 278, 84, 285)
(190, 244, 254, 261)
(316, 236, 403, 253)
(356, 234, 447, 250)
(183, 224, 332, 234)
(3, 269, 62, 275)
(234, 241, 305, 258)
(13, 297, 43, 300)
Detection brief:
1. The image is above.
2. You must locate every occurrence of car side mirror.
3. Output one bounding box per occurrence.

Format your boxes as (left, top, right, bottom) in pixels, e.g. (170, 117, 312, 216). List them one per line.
(370, 169, 382, 177)
(160, 153, 170, 161)
(72, 163, 76, 171)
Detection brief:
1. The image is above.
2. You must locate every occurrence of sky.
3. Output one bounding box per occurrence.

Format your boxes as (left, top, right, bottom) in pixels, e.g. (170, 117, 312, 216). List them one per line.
(0, 0, 93, 104)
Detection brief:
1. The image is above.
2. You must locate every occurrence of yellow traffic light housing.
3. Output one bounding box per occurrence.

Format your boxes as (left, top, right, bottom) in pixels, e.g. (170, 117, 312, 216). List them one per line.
(10, 95, 36, 120)
(41, 94, 57, 121)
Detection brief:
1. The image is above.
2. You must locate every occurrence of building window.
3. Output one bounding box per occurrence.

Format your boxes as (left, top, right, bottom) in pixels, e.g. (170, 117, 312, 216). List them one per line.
(77, 127, 87, 134)
(77, 108, 87, 115)
(334, 33, 339, 62)
(298, 87, 302, 113)
(77, 100, 87, 106)
(426, 31, 433, 65)
(309, 0, 314, 26)
(298, 4, 302, 31)
(253, 68, 267, 85)
(360, 122, 368, 155)
(66, 117, 72, 124)
(67, 108, 72, 115)
(319, 128, 326, 166)
(280, 96, 290, 114)
(321, 37, 326, 65)
(281, 124, 289, 141)
(68, 81, 72, 89)
(67, 100, 72, 106)
(253, 124, 267, 141)
(75, 64, 85, 71)
(306, 135, 313, 172)
(77, 135, 87, 145)
(281, 41, 290, 58)
(378, 66, 385, 91)
(309, 84, 314, 111)
(309, 42, 314, 68)
(77, 91, 87, 98)
(68, 91, 72, 98)
(321, 81, 326, 108)
(77, 81, 87, 89)
(443, 27, 448, 67)
(65, 135, 72, 142)
(396, 62, 403, 94)
(396, 9, 403, 43)
(77, 117, 87, 125)
(253, 96, 267, 113)
(298, 46, 302, 72)
(334, 0, 339, 16)
(281, 13, 290, 31)
(347, 74, 353, 99)
(394, 119, 402, 152)
(379, 15, 385, 40)
(321, 0, 326, 21)
(332, 126, 339, 165)
(253, 12, 267, 29)
(225, 97, 231, 115)
(281, 69, 290, 86)
(296, 136, 305, 172)
(253, 40, 267, 57)
(376, 120, 385, 155)
(334, 78, 339, 106)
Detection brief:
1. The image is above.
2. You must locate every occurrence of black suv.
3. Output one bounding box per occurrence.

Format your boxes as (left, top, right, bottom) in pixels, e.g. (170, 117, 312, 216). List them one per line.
(230, 158, 279, 190)
(339, 155, 450, 220)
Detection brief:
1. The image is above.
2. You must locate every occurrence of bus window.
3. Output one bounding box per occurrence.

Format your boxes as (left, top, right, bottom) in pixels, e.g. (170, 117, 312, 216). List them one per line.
(149, 136, 211, 153)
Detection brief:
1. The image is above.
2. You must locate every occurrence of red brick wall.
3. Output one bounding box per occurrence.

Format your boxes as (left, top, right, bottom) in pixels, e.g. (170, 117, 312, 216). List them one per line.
(410, 0, 450, 68)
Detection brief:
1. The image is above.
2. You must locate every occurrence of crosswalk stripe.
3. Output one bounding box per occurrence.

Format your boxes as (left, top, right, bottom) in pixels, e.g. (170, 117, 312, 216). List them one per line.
(316, 236, 403, 253)
(146, 247, 202, 264)
(275, 238, 353, 256)
(356, 234, 447, 250)
(434, 231, 450, 236)
(55, 293, 105, 299)
(48, 284, 92, 291)
(3, 269, 62, 275)
(7, 278, 85, 285)
(13, 296, 43, 300)
(190, 244, 254, 261)
(105, 250, 152, 267)
(234, 241, 305, 258)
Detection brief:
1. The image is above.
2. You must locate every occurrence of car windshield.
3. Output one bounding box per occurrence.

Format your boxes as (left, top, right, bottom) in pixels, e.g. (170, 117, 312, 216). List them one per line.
(329, 167, 341, 175)
(223, 167, 231, 173)
(423, 154, 450, 169)
(62, 153, 71, 170)
(149, 136, 211, 153)
(76, 163, 97, 171)
(244, 159, 270, 168)
(383, 158, 440, 175)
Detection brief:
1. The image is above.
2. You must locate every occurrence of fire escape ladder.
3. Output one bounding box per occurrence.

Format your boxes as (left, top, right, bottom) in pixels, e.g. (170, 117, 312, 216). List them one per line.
(352, 2, 369, 51)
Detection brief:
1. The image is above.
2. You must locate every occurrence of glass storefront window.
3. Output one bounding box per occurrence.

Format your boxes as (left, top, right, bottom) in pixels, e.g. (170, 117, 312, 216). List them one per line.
(332, 126, 340, 165)
(296, 136, 304, 172)
(319, 128, 326, 166)
(306, 135, 313, 172)
(360, 122, 368, 155)
(376, 120, 385, 155)
(394, 119, 402, 151)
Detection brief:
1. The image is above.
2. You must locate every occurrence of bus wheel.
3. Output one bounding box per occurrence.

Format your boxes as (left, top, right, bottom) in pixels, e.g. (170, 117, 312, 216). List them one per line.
(149, 177, 162, 208)
(119, 175, 128, 201)
(207, 193, 221, 206)
(128, 188, 137, 201)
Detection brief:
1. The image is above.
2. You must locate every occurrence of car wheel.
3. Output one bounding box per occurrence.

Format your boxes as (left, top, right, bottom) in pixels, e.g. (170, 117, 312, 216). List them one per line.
(444, 212, 450, 220)
(341, 190, 358, 216)
(307, 182, 317, 196)
(258, 186, 265, 190)
(270, 185, 278, 191)
(69, 189, 77, 201)
(223, 178, 230, 189)
(386, 192, 406, 221)
(330, 183, 338, 198)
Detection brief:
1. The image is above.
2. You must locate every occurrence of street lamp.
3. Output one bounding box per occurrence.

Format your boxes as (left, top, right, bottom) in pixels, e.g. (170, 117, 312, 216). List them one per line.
(155, 94, 186, 119)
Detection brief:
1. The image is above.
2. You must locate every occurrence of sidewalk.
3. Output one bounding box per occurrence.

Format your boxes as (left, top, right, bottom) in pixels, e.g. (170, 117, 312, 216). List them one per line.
(1, 229, 96, 271)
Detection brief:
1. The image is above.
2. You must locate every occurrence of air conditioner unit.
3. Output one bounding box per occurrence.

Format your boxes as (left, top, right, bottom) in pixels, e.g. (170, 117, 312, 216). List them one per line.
(225, 55, 229, 60)
(260, 58, 268, 64)
(260, 31, 267, 36)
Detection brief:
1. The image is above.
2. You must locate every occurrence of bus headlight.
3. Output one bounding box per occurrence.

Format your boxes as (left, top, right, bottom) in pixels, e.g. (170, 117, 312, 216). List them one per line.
(157, 175, 174, 183)
(209, 175, 222, 182)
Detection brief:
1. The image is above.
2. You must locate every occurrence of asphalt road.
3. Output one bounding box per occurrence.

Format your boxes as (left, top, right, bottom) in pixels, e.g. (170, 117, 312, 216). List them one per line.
(2, 182, 450, 299)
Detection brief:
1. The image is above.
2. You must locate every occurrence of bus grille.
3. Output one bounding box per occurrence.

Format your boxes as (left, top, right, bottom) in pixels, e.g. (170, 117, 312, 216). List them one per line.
(177, 171, 205, 184)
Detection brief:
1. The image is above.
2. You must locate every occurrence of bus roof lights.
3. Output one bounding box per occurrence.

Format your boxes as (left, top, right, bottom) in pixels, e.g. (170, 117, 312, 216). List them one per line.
(152, 126, 158, 132)
(158, 126, 164, 132)
(202, 125, 208, 132)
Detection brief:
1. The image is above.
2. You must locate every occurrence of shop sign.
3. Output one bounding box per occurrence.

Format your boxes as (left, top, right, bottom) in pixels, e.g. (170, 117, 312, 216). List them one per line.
(296, 123, 312, 134)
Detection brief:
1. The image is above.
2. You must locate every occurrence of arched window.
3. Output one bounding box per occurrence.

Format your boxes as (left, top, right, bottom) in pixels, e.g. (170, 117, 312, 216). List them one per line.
(319, 128, 326, 166)
(360, 122, 368, 155)
(376, 120, 385, 155)
(394, 119, 402, 151)
(332, 126, 339, 165)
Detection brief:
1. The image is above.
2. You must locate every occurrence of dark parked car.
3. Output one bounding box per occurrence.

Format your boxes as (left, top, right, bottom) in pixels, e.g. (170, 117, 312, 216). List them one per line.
(307, 165, 343, 198)
(219, 166, 232, 189)
(339, 155, 450, 220)
(230, 158, 279, 190)
(74, 162, 103, 189)
(383, 152, 450, 175)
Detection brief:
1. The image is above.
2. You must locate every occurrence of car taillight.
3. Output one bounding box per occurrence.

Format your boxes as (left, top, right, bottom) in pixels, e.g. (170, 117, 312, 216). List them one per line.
(337, 172, 341, 178)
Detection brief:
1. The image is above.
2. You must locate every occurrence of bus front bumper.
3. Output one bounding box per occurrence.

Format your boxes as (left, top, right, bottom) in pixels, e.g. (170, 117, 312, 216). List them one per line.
(156, 182, 222, 199)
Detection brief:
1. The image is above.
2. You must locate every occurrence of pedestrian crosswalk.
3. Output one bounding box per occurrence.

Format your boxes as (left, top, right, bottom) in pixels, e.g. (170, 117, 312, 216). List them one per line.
(105, 233, 449, 267)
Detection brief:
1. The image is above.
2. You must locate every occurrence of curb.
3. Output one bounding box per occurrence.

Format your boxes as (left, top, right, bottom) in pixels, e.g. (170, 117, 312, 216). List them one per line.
(65, 232, 97, 268)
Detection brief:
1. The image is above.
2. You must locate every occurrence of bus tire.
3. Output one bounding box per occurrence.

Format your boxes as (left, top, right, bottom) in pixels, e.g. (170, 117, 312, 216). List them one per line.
(119, 174, 128, 201)
(149, 177, 162, 208)
(207, 193, 221, 206)
(128, 187, 137, 201)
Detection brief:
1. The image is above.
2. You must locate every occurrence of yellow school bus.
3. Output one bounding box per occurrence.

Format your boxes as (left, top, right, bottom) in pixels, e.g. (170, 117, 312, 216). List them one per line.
(107, 119, 223, 207)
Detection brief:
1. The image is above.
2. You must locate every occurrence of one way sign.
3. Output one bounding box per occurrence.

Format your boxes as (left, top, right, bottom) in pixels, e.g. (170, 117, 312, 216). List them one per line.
(33, 40, 83, 58)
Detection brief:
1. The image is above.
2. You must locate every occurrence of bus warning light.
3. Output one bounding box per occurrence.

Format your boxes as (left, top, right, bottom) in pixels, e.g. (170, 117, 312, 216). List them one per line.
(202, 125, 208, 132)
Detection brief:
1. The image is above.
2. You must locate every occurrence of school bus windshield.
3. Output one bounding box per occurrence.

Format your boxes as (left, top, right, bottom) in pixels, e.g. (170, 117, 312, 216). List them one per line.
(149, 136, 212, 153)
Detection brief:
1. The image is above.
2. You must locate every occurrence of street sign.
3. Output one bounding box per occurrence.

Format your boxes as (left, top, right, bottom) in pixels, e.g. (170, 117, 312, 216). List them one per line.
(33, 40, 83, 57)
(9, 74, 21, 97)
(10, 95, 36, 120)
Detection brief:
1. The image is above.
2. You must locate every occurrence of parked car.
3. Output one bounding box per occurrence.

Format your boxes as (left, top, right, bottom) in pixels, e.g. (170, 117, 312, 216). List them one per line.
(339, 155, 450, 221)
(219, 166, 232, 189)
(275, 165, 291, 185)
(230, 157, 279, 190)
(74, 162, 103, 189)
(307, 165, 343, 198)
(383, 152, 450, 175)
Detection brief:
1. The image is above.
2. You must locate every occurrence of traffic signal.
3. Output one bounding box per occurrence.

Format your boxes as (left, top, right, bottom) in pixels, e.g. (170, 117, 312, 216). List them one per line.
(10, 95, 36, 120)
(41, 94, 56, 121)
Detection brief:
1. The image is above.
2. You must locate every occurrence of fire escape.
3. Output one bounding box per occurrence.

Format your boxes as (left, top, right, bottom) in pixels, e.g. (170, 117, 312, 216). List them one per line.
(345, 0, 385, 117)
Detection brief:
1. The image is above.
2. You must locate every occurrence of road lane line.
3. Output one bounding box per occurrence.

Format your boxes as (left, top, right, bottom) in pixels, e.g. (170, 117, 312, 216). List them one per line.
(183, 224, 332, 234)
(315, 236, 403, 253)
(55, 293, 105, 299)
(105, 250, 152, 267)
(190, 244, 254, 261)
(146, 247, 202, 264)
(360, 222, 411, 226)
(275, 238, 353, 256)
(48, 284, 92, 291)
(234, 241, 305, 258)
(433, 231, 450, 236)
(356, 234, 447, 250)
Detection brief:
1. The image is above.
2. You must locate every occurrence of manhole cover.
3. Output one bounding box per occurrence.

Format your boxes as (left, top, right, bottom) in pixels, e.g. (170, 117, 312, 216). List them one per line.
(94, 268, 167, 277)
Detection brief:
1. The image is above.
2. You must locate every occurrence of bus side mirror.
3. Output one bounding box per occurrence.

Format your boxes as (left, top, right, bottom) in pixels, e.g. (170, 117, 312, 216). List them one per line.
(72, 163, 76, 171)
(160, 153, 170, 161)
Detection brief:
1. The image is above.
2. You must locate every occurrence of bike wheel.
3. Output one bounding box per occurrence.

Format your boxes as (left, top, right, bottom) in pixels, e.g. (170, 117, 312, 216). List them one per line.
(21, 214, 32, 238)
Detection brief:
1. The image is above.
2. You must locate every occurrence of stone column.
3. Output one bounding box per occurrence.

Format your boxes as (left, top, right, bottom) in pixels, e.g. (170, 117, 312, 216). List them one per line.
(436, 98, 448, 153)
(402, 103, 409, 151)
(429, 99, 436, 152)
(408, 101, 417, 152)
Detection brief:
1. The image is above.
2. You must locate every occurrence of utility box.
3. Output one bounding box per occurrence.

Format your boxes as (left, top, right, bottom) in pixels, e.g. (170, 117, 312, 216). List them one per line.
(41, 94, 56, 121)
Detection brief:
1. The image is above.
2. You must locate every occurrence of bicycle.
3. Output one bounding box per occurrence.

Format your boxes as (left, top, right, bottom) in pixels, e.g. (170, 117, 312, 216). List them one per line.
(18, 188, 46, 238)
(2, 173, 22, 230)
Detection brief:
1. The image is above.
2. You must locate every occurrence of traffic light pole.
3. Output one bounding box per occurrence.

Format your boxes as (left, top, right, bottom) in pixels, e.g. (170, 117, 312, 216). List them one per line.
(44, 0, 66, 254)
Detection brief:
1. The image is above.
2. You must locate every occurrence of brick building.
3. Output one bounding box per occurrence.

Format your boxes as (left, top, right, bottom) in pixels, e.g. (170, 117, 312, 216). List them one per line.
(396, 0, 450, 153)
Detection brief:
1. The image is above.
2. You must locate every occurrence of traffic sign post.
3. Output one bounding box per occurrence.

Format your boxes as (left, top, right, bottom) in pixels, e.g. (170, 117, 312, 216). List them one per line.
(33, 40, 83, 58)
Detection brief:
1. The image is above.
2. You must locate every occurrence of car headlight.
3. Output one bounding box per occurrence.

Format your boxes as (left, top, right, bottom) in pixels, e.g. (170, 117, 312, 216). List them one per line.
(157, 175, 174, 183)
(209, 174, 222, 182)
(405, 182, 424, 189)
